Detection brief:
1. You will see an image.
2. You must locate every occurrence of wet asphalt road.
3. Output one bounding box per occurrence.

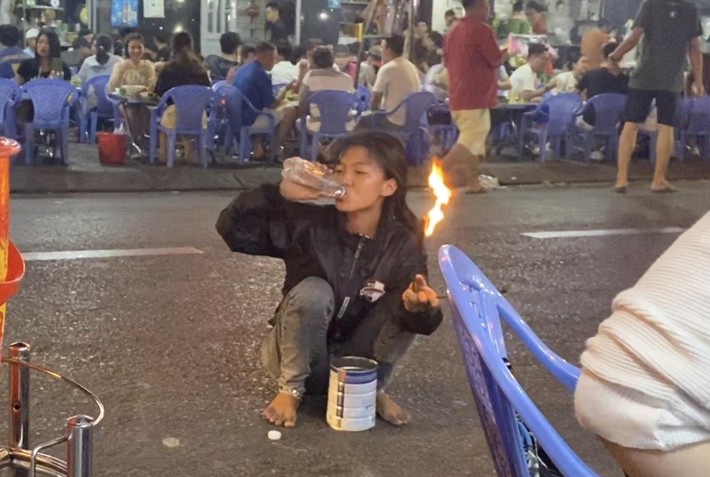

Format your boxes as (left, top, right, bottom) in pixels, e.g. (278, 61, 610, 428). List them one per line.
(2, 181, 709, 477)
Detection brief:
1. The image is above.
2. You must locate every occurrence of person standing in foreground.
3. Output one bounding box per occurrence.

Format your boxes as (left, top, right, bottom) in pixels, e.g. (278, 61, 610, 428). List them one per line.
(575, 212, 710, 477)
(443, 0, 503, 193)
(216, 133, 443, 428)
(610, 0, 704, 193)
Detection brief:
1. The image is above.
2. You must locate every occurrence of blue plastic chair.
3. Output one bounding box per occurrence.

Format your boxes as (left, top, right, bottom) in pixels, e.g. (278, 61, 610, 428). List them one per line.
(206, 83, 229, 153)
(355, 84, 371, 116)
(518, 93, 583, 162)
(368, 91, 436, 165)
(212, 80, 226, 92)
(221, 85, 277, 163)
(675, 96, 710, 161)
(570, 93, 626, 162)
(298, 90, 358, 162)
(426, 102, 458, 154)
(148, 85, 215, 167)
(438, 244, 598, 477)
(78, 75, 114, 144)
(0, 78, 20, 140)
(19, 79, 78, 165)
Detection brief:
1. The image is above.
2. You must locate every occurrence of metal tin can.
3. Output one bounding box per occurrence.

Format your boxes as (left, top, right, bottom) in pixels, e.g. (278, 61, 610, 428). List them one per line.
(326, 357, 378, 431)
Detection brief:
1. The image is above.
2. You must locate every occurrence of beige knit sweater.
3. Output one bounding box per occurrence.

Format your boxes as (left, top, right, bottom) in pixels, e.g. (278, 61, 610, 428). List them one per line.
(579, 212, 710, 449)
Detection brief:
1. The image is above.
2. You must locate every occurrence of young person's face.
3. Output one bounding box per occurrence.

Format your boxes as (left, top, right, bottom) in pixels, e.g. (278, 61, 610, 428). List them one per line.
(333, 146, 397, 214)
(574, 56, 588, 74)
(35, 35, 50, 58)
(258, 49, 276, 70)
(127, 40, 144, 61)
(530, 52, 547, 73)
(265, 6, 279, 22)
(380, 40, 394, 63)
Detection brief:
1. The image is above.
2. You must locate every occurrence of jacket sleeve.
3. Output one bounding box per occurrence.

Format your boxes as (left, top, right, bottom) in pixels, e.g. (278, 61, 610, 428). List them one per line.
(387, 234, 443, 336)
(215, 183, 325, 259)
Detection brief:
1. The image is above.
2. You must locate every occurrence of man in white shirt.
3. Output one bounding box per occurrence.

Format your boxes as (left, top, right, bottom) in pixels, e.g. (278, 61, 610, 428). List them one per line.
(270, 42, 298, 86)
(509, 43, 550, 102)
(357, 34, 421, 130)
(298, 46, 355, 132)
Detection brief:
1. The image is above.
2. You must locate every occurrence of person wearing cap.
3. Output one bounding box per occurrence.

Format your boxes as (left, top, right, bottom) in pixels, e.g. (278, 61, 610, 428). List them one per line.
(23, 28, 38, 58)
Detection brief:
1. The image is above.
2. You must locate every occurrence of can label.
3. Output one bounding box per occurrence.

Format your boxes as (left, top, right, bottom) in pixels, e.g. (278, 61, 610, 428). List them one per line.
(326, 357, 378, 432)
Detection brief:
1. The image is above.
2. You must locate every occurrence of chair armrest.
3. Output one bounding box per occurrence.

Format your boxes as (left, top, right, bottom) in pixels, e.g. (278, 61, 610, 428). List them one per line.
(498, 300, 581, 393)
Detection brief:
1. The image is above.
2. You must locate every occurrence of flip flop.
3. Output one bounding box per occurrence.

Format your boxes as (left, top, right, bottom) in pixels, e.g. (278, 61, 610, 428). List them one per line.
(651, 186, 677, 193)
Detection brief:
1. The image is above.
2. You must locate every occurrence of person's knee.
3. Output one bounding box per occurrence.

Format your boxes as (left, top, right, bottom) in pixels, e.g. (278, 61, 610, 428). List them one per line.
(286, 277, 335, 318)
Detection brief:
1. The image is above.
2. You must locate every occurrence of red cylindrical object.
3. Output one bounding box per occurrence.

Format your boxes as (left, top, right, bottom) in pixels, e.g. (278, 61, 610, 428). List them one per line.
(97, 132, 126, 166)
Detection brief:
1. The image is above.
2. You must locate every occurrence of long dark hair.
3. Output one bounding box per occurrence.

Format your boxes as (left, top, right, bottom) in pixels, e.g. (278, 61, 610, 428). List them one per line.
(94, 34, 113, 65)
(328, 132, 424, 246)
(171, 31, 206, 75)
(123, 32, 144, 59)
(35, 29, 61, 60)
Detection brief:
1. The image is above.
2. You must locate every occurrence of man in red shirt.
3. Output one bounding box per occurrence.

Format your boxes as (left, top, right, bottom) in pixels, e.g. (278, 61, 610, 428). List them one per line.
(443, 0, 504, 193)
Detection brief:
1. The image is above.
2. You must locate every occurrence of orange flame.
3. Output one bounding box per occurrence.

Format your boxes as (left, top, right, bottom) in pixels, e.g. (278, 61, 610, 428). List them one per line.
(424, 160, 452, 237)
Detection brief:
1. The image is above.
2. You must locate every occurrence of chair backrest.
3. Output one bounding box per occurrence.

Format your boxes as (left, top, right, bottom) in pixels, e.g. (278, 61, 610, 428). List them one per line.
(160, 85, 214, 132)
(304, 90, 359, 135)
(540, 92, 583, 133)
(0, 78, 19, 124)
(438, 245, 596, 477)
(212, 80, 226, 92)
(81, 74, 113, 116)
(682, 96, 710, 135)
(20, 79, 77, 127)
(220, 85, 259, 132)
(355, 84, 371, 114)
(585, 93, 626, 133)
(401, 91, 436, 131)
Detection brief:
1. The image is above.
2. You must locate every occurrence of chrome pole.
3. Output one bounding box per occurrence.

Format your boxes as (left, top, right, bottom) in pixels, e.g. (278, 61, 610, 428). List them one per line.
(66, 415, 93, 477)
(9, 341, 31, 477)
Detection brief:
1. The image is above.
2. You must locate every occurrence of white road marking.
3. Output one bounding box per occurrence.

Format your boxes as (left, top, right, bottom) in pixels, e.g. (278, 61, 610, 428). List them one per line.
(522, 227, 685, 239)
(22, 247, 204, 262)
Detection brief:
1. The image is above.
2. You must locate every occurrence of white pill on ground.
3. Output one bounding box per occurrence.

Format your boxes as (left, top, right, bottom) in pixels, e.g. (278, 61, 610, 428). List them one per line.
(268, 430, 282, 441)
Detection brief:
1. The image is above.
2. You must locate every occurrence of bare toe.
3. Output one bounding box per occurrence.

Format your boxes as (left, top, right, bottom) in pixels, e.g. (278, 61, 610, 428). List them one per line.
(376, 392, 411, 426)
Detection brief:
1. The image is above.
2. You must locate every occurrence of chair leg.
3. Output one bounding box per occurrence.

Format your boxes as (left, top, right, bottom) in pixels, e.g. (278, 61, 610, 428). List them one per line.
(149, 118, 158, 164)
(240, 128, 250, 164)
(79, 114, 87, 144)
(166, 132, 177, 168)
(310, 133, 320, 162)
(61, 126, 69, 165)
(90, 112, 99, 144)
(198, 133, 207, 168)
(539, 130, 548, 162)
(24, 124, 34, 165)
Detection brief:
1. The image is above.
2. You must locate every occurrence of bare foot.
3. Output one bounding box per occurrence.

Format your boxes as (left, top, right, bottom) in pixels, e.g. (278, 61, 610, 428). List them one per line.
(262, 392, 300, 428)
(376, 392, 411, 426)
(650, 181, 677, 193)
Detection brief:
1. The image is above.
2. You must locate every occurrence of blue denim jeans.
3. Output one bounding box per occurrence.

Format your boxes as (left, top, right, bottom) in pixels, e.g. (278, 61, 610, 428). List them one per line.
(261, 277, 415, 398)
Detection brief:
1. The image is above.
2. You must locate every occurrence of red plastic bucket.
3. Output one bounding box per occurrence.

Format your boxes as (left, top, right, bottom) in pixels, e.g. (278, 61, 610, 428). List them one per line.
(97, 132, 126, 165)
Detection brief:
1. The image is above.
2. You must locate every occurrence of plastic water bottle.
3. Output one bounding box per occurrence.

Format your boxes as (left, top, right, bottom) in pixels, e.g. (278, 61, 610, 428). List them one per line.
(281, 157, 346, 198)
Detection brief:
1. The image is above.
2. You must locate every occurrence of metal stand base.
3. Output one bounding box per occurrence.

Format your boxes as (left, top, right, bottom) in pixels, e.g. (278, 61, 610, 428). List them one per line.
(0, 342, 104, 477)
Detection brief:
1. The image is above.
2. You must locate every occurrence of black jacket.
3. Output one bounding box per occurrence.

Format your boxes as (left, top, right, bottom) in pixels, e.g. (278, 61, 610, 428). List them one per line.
(216, 184, 443, 342)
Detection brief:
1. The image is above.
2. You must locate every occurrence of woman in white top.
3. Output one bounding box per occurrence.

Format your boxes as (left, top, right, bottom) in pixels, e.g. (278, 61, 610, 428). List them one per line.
(78, 34, 122, 84)
(547, 54, 588, 94)
(575, 212, 710, 477)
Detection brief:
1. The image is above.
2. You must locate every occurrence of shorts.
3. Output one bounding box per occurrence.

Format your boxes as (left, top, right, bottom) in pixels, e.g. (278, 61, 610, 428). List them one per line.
(252, 108, 285, 129)
(624, 88, 680, 127)
(451, 109, 491, 156)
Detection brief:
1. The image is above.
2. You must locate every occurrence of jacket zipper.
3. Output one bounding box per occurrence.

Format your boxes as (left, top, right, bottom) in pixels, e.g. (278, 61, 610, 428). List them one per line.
(336, 237, 365, 321)
(349, 237, 365, 278)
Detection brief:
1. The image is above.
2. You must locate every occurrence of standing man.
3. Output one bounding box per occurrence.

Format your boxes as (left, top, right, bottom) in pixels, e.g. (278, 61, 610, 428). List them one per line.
(581, 18, 613, 69)
(443, 0, 503, 193)
(265, 2, 289, 44)
(610, 0, 704, 193)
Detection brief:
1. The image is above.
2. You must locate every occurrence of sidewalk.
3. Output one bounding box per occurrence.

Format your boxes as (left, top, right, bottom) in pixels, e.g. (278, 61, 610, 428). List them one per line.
(9, 143, 710, 193)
